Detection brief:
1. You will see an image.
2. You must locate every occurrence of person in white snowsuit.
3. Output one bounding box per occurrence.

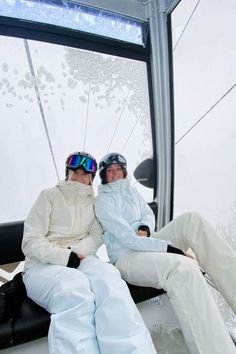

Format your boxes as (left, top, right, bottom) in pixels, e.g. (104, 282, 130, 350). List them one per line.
(22, 151, 157, 354)
(95, 152, 236, 354)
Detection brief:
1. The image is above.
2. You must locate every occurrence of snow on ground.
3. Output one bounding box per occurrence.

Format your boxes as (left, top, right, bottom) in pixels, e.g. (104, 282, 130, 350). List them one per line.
(138, 294, 189, 354)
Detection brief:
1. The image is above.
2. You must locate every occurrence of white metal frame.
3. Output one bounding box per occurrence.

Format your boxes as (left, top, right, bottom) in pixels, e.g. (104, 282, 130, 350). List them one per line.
(144, 0, 181, 229)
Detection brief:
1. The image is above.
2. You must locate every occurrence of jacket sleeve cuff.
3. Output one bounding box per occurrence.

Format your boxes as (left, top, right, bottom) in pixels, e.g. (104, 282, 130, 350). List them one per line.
(67, 252, 81, 268)
(138, 225, 150, 237)
(167, 245, 185, 256)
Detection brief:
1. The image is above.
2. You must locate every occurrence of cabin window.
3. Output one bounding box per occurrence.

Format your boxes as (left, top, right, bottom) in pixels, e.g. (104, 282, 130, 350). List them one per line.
(0, 34, 153, 222)
(172, 0, 236, 249)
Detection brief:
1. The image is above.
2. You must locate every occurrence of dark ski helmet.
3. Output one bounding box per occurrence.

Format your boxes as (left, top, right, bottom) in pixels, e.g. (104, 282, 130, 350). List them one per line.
(99, 152, 127, 184)
(65, 151, 97, 181)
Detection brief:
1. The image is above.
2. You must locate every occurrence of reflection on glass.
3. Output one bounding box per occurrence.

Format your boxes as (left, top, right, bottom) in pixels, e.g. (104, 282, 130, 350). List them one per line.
(172, 0, 236, 229)
(0, 0, 146, 46)
(0, 35, 152, 222)
(172, 0, 236, 333)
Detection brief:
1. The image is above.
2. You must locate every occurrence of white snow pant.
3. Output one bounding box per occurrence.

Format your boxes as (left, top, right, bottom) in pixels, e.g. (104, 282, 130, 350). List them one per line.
(23, 255, 156, 354)
(115, 212, 236, 354)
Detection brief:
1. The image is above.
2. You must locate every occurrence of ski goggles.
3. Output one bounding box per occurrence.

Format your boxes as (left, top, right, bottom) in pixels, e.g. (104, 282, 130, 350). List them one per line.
(99, 153, 127, 172)
(66, 153, 97, 173)
(107, 154, 127, 166)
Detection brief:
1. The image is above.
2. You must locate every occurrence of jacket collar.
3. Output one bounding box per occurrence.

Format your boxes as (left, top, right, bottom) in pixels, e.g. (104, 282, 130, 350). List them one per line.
(56, 180, 95, 201)
(98, 178, 130, 194)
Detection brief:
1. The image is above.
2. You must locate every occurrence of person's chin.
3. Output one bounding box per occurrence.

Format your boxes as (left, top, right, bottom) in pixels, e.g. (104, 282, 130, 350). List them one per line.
(111, 178, 121, 182)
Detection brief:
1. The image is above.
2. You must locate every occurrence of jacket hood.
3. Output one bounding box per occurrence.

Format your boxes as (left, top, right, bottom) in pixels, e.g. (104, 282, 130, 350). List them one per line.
(97, 178, 130, 194)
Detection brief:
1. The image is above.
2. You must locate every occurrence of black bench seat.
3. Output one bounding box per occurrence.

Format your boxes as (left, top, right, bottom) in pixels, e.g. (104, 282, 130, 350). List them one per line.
(0, 221, 164, 349)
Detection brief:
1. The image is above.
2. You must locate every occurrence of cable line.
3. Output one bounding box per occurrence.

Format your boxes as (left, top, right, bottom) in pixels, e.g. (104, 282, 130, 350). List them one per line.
(24, 39, 59, 180)
(173, 0, 201, 51)
(175, 82, 236, 145)
(106, 91, 130, 153)
(121, 112, 142, 153)
(83, 81, 91, 150)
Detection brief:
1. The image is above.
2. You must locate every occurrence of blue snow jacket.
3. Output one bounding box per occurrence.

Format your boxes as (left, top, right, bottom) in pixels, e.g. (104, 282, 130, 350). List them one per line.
(95, 179, 169, 263)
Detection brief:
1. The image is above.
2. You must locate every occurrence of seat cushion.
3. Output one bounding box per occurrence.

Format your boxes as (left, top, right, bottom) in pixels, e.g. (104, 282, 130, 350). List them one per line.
(13, 298, 50, 345)
(0, 320, 13, 349)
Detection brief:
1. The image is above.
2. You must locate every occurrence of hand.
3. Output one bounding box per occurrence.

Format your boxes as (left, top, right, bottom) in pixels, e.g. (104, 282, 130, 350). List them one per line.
(76, 253, 85, 260)
(136, 230, 148, 237)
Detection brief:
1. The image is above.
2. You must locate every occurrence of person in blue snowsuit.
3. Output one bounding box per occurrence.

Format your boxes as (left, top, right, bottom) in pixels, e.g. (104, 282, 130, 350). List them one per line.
(95, 152, 236, 354)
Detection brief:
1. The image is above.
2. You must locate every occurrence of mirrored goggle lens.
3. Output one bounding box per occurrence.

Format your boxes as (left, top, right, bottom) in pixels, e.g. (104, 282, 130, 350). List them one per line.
(116, 155, 126, 164)
(108, 154, 126, 165)
(67, 155, 96, 173)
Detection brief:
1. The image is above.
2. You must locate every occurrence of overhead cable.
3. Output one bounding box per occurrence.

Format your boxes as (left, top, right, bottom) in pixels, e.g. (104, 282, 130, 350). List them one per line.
(173, 0, 201, 51)
(121, 112, 142, 153)
(175, 83, 236, 145)
(106, 91, 130, 153)
(24, 39, 59, 180)
(83, 81, 91, 150)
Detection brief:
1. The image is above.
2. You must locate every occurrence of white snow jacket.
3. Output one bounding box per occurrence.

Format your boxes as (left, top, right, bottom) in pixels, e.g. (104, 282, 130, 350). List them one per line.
(22, 180, 102, 271)
(95, 179, 169, 264)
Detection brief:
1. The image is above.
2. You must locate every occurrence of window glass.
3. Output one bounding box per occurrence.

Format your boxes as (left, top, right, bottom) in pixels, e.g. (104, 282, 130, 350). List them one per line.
(0, 34, 153, 222)
(0, 0, 146, 46)
(172, 0, 236, 332)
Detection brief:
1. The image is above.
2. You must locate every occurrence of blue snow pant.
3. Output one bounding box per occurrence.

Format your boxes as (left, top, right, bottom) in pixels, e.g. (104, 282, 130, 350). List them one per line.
(23, 255, 156, 354)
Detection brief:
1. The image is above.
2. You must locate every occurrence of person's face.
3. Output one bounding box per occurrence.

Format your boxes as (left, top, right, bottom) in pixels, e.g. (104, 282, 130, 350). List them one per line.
(68, 168, 91, 185)
(105, 163, 125, 183)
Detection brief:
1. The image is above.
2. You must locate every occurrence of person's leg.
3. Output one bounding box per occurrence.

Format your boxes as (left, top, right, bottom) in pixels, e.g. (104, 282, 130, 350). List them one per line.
(79, 255, 157, 354)
(116, 251, 236, 354)
(23, 263, 100, 354)
(152, 212, 236, 312)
